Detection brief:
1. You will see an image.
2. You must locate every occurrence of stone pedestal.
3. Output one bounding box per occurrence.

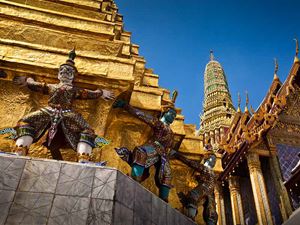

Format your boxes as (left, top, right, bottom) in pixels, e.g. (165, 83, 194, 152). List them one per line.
(282, 207, 300, 225)
(0, 153, 196, 225)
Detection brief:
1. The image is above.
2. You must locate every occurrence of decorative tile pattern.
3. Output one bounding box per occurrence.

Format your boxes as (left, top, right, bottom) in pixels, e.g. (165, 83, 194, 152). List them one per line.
(87, 199, 113, 225)
(92, 168, 116, 200)
(0, 190, 15, 225)
(48, 195, 90, 225)
(18, 160, 61, 193)
(240, 177, 257, 225)
(115, 172, 135, 209)
(277, 144, 300, 181)
(134, 185, 152, 225)
(56, 163, 95, 197)
(6, 192, 53, 225)
(0, 157, 25, 191)
(113, 202, 133, 225)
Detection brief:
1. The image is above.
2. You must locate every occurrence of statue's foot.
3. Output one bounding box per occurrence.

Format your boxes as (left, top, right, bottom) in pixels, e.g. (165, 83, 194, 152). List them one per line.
(186, 207, 197, 221)
(13, 146, 28, 156)
(95, 161, 107, 166)
(78, 161, 107, 166)
(77, 153, 91, 163)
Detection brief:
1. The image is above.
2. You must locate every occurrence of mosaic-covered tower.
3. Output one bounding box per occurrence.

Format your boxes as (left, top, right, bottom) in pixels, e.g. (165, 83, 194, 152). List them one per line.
(199, 51, 235, 145)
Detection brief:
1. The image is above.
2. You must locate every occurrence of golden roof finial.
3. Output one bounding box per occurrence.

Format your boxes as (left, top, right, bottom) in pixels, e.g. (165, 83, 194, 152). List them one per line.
(250, 105, 256, 114)
(237, 92, 241, 112)
(294, 38, 299, 63)
(210, 50, 214, 61)
(274, 58, 279, 80)
(245, 91, 249, 112)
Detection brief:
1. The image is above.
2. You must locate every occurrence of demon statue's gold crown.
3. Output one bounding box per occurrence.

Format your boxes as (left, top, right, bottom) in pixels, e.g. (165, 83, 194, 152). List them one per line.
(161, 90, 178, 113)
(59, 48, 78, 73)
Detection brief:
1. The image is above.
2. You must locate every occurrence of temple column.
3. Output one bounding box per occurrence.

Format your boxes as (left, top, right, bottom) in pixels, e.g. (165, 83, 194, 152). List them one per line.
(220, 127, 225, 140)
(247, 152, 274, 225)
(229, 176, 245, 225)
(268, 149, 293, 221)
(215, 129, 220, 144)
(210, 130, 215, 144)
(205, 132, 209, 144)
(215, 182, 226, 225)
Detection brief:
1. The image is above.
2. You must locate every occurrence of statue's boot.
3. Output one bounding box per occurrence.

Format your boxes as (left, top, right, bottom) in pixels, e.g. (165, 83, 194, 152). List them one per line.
(12, 146, 29, 156)
(77, 140, 93, 163)
(77, 152, 92, 163)
(159, 185, 170, 203)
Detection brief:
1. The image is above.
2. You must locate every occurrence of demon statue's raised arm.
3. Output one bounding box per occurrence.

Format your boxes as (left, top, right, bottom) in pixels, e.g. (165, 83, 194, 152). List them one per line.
(13, 49, 115, 162)
(113, 91, 178, 202)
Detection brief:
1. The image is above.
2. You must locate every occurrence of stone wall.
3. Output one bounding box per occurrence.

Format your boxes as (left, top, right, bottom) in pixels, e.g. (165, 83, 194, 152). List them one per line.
(0, 153, 196, 225)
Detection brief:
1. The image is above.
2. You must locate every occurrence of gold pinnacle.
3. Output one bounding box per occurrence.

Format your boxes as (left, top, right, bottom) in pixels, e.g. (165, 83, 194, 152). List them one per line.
(294, 38, 299, 63)
(210, 50, 214, 61)
(245, 91, 249, 112)
(274, 58, 279, 80)
(237, 92, 241, 112)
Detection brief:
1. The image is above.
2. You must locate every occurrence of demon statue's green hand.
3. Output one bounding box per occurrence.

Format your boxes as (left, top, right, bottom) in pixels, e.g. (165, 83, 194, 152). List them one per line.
(113, 99, 127, 108)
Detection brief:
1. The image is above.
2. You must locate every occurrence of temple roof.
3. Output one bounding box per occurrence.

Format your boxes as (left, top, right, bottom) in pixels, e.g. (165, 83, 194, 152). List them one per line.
(219, 58, 300, 181)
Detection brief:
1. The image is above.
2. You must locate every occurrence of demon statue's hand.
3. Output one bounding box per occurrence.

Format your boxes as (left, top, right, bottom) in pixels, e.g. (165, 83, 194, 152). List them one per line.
(13, 76, 28, 87)
(169, 149, 178, 159)
(101, 89, 115, 101)
(113, 99, 127, 108)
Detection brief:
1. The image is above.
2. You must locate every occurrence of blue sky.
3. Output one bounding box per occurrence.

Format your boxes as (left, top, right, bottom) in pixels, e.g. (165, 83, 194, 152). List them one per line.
(115, 0, 300, 126)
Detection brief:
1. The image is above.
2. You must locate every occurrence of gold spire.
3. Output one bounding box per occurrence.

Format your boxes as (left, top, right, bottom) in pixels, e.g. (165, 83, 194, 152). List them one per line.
(210, 50, 214, 61)
(250, 105, 256, 114)
(274, 58, 279, 80)
(294, 38, 299, 63)
(245, 91, 249, 112)
(237, 92, 241, 112)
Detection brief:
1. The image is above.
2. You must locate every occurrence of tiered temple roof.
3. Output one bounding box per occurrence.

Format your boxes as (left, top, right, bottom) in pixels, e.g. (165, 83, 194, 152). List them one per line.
(220, 53, 300, 181)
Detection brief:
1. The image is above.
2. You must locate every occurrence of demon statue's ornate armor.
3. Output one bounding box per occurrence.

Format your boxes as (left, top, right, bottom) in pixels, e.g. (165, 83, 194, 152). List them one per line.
(171, 149, 218, 225)
(113, 92, 178, 202)
(13, 49, 115, 162)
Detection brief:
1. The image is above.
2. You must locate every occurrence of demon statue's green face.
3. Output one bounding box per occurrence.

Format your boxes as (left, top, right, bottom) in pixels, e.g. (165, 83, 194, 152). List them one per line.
(204, 154, 217, 169)
(161, 108, 177, 125)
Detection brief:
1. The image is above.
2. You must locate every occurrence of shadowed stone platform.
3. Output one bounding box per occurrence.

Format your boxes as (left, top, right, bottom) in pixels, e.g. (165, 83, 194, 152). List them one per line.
(283, 207, 300, 225)
(0, 153, 196, 225)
